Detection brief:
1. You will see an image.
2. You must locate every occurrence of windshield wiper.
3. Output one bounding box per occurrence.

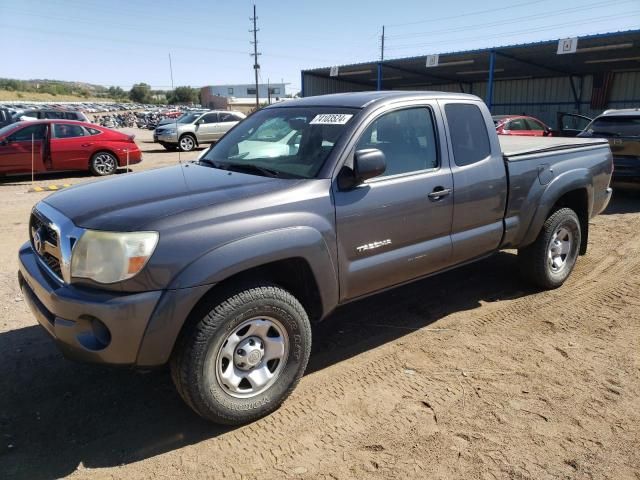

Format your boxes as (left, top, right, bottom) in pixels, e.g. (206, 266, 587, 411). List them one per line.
(221, 162, 281, 177)
(198, 158, 224, 169)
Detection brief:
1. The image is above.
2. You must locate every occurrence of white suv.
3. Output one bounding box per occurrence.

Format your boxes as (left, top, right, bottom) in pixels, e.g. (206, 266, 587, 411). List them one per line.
(154, 110, 246, 151)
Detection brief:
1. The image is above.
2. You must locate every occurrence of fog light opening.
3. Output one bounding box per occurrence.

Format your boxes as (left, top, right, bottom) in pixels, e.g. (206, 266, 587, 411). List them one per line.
(76, 315, 111, 351)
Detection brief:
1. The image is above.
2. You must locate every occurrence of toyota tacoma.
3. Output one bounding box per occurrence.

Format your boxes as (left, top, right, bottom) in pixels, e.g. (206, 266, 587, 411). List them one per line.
(18, 91, 613, 425)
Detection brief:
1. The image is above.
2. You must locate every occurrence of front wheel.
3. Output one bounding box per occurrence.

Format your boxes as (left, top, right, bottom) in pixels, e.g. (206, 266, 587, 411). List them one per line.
(518, 207, 581, 289)
(178, 134, 196, 152)
(89, 151, 118, 176)
(170, 284, 312, 425)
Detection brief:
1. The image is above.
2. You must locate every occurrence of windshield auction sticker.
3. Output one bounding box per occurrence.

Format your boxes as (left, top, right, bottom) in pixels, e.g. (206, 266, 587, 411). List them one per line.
(310, 114, 353, 125)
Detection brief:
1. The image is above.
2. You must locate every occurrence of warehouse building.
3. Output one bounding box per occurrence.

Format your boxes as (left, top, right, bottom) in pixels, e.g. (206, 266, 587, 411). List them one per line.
(200, 83, 288, 113)
(300, 30, 640, 127)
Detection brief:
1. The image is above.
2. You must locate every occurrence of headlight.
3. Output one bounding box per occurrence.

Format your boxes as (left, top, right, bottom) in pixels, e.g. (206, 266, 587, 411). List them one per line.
(71, 231, 159, 284)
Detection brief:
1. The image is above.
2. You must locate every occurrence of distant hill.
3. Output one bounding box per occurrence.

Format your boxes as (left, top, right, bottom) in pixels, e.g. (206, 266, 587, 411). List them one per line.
(0, 78, 127, 101)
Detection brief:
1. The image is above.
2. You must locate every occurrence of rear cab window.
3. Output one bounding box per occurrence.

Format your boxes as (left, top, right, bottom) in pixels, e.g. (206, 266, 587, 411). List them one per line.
(444, 103, 491, 166)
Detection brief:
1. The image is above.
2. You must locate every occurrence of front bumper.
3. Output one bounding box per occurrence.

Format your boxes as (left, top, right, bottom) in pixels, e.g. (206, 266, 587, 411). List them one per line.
(18, 242, 162, 365)
(154, 131, 178, 144)
(612, 156, 640, 182)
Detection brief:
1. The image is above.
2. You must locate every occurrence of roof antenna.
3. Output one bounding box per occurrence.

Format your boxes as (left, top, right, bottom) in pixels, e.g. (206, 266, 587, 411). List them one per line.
(168, 52, 181, 164)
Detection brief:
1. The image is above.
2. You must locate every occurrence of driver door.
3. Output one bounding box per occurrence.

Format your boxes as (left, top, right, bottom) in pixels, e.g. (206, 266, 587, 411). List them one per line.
(0, 124, 47, 174)
(195, 112, 219, 143)
(334, 105, 454, 301)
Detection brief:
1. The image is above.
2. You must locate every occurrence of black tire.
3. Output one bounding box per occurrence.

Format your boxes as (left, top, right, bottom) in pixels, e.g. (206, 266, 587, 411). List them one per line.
(170, 284, 312, 425)
(178, 134, 196, 152)
(518, 207, 581, 289)
(89, 151, 118, 176)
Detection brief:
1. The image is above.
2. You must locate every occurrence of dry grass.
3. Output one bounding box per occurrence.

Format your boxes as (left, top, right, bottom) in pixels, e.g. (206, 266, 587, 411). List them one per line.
(0, 90, 115, 103)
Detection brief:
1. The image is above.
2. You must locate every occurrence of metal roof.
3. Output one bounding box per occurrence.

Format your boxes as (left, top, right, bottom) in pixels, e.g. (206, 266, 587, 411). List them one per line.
(302, 30, 640, 89)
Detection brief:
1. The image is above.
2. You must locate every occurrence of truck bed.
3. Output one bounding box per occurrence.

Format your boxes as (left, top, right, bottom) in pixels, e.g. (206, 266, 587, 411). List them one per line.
(499, 136, 610, 160)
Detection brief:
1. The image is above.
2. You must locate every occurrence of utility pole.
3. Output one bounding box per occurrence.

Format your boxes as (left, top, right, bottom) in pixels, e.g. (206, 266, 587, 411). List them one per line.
(377, 26, 385, 91)
(250, 4, 261, 109)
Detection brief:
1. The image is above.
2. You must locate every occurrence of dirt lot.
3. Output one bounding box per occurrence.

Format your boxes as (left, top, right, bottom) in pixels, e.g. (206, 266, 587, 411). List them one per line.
(1, 129, 639, 480)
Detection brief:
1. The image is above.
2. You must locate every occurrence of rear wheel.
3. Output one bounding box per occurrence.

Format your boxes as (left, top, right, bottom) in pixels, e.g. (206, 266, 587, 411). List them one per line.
(518, 207, 581, 289)
(178, 134, 196, 152)
(170, 284, 312, 425)
(89, 151, 118, 176)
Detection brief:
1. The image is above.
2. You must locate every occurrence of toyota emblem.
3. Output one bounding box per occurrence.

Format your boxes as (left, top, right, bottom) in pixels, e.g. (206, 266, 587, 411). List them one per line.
(33, 228, 44, 255)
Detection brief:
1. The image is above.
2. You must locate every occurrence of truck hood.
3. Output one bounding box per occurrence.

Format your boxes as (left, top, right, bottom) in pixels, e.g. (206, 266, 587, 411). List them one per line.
(43, 163, 300, 231)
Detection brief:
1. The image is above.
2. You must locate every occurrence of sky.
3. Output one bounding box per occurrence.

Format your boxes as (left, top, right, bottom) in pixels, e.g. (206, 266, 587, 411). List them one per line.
(1, 0, 639, 94)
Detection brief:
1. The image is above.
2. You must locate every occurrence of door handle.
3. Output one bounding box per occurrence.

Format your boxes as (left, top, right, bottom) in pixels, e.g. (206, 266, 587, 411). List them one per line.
(81, 143, 93, 147)
(428, 187, 452, 200)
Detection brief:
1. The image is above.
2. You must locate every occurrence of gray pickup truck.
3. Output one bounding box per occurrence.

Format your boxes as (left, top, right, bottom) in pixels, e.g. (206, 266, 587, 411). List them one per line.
(18, 91, 612, 425)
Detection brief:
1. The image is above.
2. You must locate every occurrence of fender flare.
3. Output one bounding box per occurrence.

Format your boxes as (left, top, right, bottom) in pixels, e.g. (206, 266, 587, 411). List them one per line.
(136, 227, 338, 366)
(519, 168, 593, 248)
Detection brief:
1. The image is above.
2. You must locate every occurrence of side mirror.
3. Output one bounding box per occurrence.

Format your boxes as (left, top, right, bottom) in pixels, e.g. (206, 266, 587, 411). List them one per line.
(338, 148, 386, 189)
(355, 148, 386, 182)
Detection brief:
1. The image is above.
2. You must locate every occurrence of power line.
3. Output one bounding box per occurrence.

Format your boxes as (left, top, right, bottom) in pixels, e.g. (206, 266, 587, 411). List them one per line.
(386, 0, 551, 27)
(386, 0, 634, 40)
(2, 8, 249, 43)
(385, 11, 640, 51)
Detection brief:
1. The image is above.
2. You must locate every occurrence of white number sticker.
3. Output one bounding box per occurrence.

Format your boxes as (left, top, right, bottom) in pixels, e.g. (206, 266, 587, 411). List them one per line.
(309, 114, 353, 125)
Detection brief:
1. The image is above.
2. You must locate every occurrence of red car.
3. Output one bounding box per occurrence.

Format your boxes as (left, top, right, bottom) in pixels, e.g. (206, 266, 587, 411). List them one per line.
(493, 115, 553, 137)
(0, 120, 142, 177)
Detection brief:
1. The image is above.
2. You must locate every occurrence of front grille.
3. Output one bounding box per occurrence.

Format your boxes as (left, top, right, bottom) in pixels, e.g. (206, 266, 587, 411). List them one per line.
(30, 213, 58, 247)
(42, 253, 63, 278)
(29, 210, 62, 280)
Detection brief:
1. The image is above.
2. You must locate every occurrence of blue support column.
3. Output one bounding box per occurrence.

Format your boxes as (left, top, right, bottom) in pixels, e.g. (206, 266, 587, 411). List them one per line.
(300, 71, 305, 97)
(487, 50, 496, 112)
(377, 62, 383, 91)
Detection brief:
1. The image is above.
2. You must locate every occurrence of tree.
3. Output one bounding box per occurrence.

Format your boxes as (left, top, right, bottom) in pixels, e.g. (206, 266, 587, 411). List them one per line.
(167, 86, 198, 104)
(129, 83, 152, 103)
(107, 86, 126, 100)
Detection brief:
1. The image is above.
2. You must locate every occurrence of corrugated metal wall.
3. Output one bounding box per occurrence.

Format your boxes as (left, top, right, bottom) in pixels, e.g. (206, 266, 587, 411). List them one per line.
(302, 74, 374, 96)
(302, 71, 640, 127)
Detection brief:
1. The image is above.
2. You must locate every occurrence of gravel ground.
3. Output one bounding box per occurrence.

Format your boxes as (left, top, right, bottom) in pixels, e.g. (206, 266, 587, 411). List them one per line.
(1, 129, 639, 479)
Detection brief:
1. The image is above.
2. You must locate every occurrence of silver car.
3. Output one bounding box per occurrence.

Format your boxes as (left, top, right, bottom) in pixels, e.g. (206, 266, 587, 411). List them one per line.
(154, 110, 246, 151)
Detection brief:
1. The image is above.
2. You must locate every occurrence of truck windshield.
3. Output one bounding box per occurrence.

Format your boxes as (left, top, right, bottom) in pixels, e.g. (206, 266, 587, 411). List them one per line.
(201, 107, 358, 179)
